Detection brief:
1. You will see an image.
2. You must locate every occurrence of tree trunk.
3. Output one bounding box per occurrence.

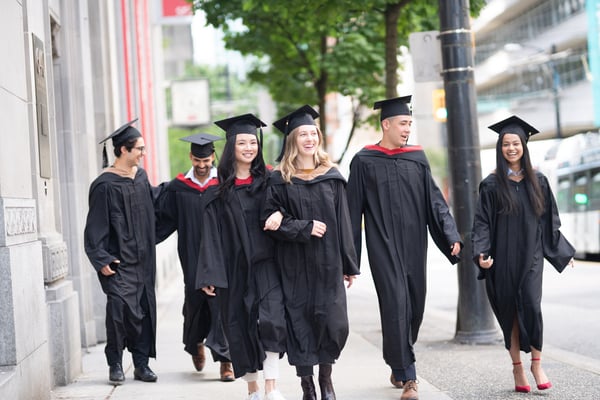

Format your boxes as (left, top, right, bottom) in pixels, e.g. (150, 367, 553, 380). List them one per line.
(384, 2, 403, 98)
(317, 35, 329, 141)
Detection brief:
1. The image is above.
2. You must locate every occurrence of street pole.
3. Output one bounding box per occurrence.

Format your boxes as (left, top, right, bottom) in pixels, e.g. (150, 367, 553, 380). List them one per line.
(550, 44, 563, 138)
(438, 0, 498, 343)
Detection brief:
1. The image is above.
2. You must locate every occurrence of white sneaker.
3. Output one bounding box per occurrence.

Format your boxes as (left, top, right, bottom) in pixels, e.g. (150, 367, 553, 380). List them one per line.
(246, 391, 263, 400)
(265, 389, 286, 400)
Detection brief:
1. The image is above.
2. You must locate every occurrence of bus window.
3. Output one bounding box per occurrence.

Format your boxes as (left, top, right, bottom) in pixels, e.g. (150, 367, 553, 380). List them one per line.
(557, 178, 571, 212)
(590, 169, 600, 211)
(574, 174, 588, 211)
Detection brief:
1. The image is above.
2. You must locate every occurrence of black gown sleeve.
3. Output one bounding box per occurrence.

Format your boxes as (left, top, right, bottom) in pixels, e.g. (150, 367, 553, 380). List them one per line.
(84, 181, 115, 272)
(424, 168, 462, 264)
(154, 181, 177, 244)
(262, 184, 313, 243)
(346, 155, 365, 267)
(471, 178, 496, 279)
(196, 200, 228, 289)
(334, 179, 360, 276)
(539, 175, 575, 272)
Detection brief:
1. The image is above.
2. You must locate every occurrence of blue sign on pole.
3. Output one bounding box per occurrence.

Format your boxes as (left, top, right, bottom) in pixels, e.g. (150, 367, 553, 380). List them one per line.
(588, 0, 600, 127)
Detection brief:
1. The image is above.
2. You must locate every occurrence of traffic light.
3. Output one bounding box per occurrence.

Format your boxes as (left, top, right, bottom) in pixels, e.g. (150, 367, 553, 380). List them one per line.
(432, 88, 447, 122)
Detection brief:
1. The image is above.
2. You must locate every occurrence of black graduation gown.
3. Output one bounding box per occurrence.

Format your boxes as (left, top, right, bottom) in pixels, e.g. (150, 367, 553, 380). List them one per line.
(84, 167, 157, 359)
(196, 175, 286, 378)
(471, 172, 575, 352)
(262, 166, 359, 367)
(346, 145, 461, 370)
(155, 173, 229, 359)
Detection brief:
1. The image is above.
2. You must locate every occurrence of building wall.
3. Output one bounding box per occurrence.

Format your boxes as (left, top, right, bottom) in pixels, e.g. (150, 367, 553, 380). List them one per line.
(473, 0, 595, 148)
(0, 0, 177, 398)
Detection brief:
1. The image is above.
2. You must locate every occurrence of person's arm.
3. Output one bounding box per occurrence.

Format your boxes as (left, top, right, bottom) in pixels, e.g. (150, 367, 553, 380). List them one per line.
(346, 156, 366, 265)
(154, 181, 178, 244)
(83, 182, 118, 273)
(424, 166, 462, 264)
(195, 201, 228, 291)
(539, 175, 576, 272)
(471, 180, 495, 279)
(261, 184, 313, 242)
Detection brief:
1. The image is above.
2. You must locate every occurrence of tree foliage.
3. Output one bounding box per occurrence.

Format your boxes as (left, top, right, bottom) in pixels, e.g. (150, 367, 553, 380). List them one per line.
(192, 0, 486, 160)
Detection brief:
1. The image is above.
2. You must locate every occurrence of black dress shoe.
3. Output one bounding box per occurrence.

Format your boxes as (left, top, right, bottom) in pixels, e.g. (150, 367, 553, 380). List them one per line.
(109, 363, 125, 385)
(133, 365, 158, 382)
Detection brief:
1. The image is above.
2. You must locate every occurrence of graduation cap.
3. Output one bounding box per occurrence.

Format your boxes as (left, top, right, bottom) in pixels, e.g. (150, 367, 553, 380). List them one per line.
(99, 118, 141, 168)
(214, 113, 266, 139)
(373, 95, 412, 121)
(488, 115, 539, 142)
(272, 105, 319, 136)
(179, 133, 223, 158)
(272, 105, 320, 161)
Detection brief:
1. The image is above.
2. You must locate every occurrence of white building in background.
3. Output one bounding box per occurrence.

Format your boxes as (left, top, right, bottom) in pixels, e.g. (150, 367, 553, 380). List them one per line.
(473, 0, 598, 148)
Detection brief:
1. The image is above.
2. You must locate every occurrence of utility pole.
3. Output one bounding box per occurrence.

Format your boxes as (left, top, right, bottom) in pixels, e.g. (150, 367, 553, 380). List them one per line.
(550, 44, 562, 138)
(438, 0, 498, 343)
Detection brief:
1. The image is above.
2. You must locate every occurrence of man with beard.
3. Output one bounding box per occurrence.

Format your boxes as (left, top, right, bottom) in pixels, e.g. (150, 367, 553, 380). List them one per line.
(155, 133, 234, 381)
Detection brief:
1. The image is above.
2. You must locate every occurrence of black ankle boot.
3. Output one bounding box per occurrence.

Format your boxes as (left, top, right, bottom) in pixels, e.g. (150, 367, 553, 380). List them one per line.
(300, 375, 317, 400)
(318, 364, 336, 400)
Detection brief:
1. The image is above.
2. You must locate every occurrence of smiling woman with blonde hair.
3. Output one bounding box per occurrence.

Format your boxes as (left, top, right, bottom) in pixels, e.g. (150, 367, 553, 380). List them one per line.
(263, 105, 359, 400)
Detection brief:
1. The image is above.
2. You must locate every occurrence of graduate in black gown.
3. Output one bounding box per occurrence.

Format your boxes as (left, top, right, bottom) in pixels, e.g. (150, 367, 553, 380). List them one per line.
(155, 133, 233, 380)
(84, 119, 158, 385)
(346, 96, 461, 399)
(262, 105, 359, 400)
(472, 115, 575, 393)
(197, 114, 288, 400)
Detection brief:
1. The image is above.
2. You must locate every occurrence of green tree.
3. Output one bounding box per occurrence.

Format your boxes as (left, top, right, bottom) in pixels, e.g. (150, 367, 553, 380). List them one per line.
(192, 0, 486, 162)
(167, 62, 276, 175)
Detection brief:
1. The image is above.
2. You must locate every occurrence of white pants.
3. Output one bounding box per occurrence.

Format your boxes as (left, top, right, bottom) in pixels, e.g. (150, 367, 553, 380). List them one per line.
(242, 351, 280, 381)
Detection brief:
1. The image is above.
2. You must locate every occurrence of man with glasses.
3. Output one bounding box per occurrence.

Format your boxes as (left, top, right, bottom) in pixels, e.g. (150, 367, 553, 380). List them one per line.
(84, 119, 159, 385)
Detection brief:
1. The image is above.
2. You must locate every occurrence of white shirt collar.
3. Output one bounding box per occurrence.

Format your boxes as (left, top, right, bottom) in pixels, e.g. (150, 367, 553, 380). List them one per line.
(185, 166, 217, 187)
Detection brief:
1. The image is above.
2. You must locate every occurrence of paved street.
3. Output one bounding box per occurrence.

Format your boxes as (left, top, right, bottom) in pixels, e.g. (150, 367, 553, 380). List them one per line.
(51, 240, 600, 399)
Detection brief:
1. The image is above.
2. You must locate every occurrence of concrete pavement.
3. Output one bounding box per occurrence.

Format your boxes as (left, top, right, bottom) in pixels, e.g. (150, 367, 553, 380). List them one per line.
(51, 252, 600, 400)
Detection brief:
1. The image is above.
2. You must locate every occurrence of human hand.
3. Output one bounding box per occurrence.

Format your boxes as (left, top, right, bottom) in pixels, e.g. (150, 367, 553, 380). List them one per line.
(264, 211, 283, 231)
(311, 220, 327, 237)
(100, 260, 119, 276)
(344, 275, 356, 288)
(568, 258, 575, 268)
(202, 286, 216, 296)
(478, 253, 493, 269)
(450, 242, 461, 256)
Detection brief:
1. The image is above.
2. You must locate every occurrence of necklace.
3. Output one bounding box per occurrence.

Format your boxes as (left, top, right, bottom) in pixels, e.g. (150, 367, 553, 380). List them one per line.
(507, 168, 523, 177)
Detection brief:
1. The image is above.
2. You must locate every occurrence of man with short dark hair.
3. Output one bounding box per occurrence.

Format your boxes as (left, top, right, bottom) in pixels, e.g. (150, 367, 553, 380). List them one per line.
(347, 97, 462, 400)
(155, 133, 234, 381)
(84, 119, 158, 385)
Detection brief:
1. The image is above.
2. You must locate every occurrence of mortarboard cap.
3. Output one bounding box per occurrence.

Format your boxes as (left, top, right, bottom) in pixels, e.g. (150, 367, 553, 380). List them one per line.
(272, 105, 319, 136)
(214, 113, 266, 139)
(99, 118, 141, 168)
(180, 133, 223, 158)
(488, 115, 539, 142)
(373, 95, 412, 121)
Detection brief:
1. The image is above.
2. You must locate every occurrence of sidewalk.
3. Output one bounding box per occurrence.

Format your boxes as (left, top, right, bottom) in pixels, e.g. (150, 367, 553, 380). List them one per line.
(51, 262, 600, 400)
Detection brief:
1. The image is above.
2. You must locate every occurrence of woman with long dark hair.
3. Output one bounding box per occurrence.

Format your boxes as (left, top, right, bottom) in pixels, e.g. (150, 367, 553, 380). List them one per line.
(472, 115, 575, 394)
(197, 114, 287, 400)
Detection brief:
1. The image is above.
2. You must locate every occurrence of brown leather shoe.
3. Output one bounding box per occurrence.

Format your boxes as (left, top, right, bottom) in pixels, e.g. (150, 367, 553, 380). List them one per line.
(219, 362, 235, 382)
(400, 380, 418, 400)
(390, 374, 404, 388)
(192, 342, 206, 372)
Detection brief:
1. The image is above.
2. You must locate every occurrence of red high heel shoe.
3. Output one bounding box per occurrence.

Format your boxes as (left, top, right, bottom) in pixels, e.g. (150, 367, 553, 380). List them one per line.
(512, 362, 531, 393)
(531, 358, 552, 390)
